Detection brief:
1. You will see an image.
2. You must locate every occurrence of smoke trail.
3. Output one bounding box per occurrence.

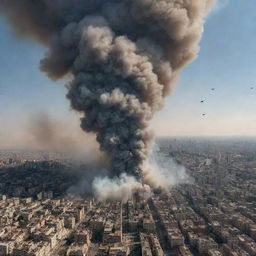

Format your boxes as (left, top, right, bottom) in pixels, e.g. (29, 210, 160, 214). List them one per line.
(0, 0, 215, 181)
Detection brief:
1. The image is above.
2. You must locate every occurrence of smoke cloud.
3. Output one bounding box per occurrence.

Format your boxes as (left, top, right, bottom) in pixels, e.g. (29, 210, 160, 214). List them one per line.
(28, 112, 97, 154)
(143, 145, 193, 190)
(29, 112, 75, 151)
(93, 174, 152, 202)
(0, 112, 101, 163)
(0, 0, 215, 196)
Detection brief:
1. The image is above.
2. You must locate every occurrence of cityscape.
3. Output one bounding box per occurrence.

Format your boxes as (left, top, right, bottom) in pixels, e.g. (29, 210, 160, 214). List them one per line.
(0, 1, 255, 256)
(0, 138, 255, 256)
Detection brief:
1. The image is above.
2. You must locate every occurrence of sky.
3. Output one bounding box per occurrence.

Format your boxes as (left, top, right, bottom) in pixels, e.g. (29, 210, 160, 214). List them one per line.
(0, 0, 256, 149)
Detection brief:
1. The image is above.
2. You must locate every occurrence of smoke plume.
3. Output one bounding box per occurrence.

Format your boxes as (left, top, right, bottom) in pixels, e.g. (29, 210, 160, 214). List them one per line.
(0, 1, 215, 184)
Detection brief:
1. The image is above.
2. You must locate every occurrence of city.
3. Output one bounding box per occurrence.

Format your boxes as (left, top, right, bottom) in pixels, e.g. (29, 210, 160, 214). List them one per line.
(0, 138, 255, 256)
(0, 0, 255, 256)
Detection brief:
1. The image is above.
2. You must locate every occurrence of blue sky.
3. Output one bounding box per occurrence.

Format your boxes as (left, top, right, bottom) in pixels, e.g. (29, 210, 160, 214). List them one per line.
(0, 0, 256, 148)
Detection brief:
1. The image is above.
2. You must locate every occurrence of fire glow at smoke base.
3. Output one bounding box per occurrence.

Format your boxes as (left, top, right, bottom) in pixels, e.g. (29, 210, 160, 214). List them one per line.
(0, 0, 215, 198)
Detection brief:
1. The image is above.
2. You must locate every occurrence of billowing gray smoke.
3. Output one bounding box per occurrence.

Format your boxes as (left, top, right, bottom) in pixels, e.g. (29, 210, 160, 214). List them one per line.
(0, 0, 215, 180)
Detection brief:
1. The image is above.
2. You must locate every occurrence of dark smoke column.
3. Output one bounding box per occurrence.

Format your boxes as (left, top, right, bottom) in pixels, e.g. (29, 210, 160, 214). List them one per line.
(0, 0, 215, 179)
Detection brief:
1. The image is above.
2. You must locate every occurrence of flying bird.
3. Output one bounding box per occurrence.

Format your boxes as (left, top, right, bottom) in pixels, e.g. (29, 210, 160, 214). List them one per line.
(211, 88, 215, 91)
(250, 87, 254, 90)
(200, 100, 204, 103)
(202, 114, 206, 116)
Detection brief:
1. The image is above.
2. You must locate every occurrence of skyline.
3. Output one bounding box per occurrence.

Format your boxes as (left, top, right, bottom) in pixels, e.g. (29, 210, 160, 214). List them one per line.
(1, 0, 256, 150)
